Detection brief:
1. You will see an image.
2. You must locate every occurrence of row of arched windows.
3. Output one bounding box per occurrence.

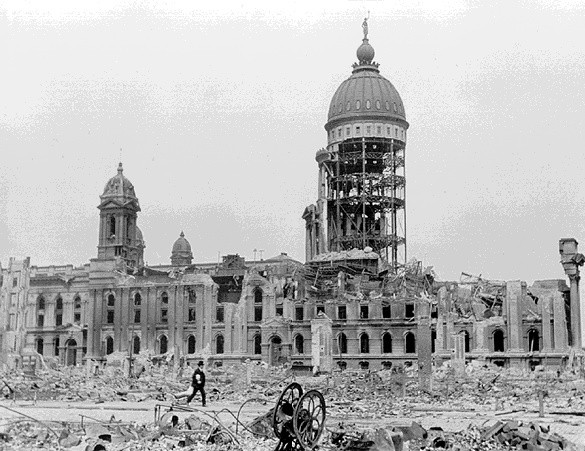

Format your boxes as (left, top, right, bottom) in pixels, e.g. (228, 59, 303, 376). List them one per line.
(328, 332, 417, 355)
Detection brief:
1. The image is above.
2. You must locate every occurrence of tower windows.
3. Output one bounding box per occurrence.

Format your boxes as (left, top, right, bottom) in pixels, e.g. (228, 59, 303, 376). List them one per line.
(356, 100, 361, 109)
(54, 337, 60, 356)
(387, 126, 391, 135)
(36, 338, 44, 355)
(254, 288, 263, 321)
(377, 126, 381, 135)
(133, 336, 140, 354)
(366, 125, 371, 135)
(393, 102, 397, 113)
(346, 127, 350, 136)
(109, 217, 116, 237)
(355, 126, 361, 136)
(376, 100, 381, 109)
(338, 305, 347, 320)
(385, 100, 390, 110)
(366, 99, 371, 109)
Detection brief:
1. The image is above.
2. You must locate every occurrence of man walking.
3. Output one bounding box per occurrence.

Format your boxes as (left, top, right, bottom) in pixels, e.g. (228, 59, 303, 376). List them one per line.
(174, 360, 206, 407)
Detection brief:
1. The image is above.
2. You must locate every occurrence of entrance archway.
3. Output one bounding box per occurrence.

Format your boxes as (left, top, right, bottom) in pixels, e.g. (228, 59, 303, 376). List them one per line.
(65, 339, 77, 366)
(269, 336, 282, 366)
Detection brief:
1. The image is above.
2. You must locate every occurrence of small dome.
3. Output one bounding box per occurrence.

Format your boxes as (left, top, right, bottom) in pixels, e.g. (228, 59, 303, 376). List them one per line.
(102, 163, 138, 201)
(171, 231, 193, 266)
(172, 231, 192, 253)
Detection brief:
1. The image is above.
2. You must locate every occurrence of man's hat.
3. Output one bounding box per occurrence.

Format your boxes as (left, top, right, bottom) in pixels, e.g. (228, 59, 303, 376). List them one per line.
(197, 361, 204, 366)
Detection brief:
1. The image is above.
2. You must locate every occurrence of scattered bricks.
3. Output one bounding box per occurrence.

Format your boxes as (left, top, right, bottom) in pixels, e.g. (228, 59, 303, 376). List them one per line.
(505, 420, 520, 431)
(480, 421, 505, 441)
(525, 444, 547, 451)
(540, 440, 562, 451)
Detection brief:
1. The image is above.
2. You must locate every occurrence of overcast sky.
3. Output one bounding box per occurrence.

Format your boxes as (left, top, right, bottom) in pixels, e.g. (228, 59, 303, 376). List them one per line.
(2, 0, 585, 286)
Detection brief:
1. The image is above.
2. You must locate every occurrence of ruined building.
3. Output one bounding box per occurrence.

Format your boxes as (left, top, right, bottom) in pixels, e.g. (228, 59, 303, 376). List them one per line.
(0, 24, 583, 373)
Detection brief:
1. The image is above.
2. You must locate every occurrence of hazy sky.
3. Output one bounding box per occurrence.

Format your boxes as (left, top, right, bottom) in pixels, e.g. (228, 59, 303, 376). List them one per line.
(2, 0, 585, 286)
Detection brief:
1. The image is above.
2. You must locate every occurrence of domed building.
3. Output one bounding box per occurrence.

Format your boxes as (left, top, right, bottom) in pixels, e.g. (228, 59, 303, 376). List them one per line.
(170, 231, 193, 266)
(97, 162, 143, 268)
(305, 22, 408, 271)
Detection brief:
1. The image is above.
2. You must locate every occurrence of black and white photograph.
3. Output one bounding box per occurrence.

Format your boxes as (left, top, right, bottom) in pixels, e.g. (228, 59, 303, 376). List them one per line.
(1, 1, 585, 449)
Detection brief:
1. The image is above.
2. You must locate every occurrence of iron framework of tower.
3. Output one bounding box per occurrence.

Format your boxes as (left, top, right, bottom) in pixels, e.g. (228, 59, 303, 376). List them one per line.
(325, 136, 406, 271)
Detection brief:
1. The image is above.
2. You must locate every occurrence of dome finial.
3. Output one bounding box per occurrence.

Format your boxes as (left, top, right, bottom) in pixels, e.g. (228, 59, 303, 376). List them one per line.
(118, 162, 123, 174)
(180, 231, 185, 237)
(362, 16, 369, 40)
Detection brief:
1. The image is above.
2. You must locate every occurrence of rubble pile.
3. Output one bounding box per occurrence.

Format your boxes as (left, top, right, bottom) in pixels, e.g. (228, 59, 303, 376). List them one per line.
(0, 416, 278, 451)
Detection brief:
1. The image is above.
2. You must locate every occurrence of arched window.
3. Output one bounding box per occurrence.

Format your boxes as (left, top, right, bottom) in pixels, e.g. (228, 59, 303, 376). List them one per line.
(159, 335, 168, 354)
(338, 333, 348, 354)
(294, 335, 304, 354)
(528, 329, 540, 352)
(461, 330, 471, 353)
(109, 216, 116, 236)
(405, 332, 416, 354)
(106, 294, 115, 324)
(160, 292, 169, 323)
(105, 336, 114, 355)
(187, 335, 196, 354)
(133, 336, 140, 354)
(360, 333, 370, 354)
(254, 334, 262, 355)
(74, 296, 81, 324)
(382, 333, 392, 353)
(493, 329, 505, 352)
(37, 296, 45, 327)
(54, 337, 60, 356)
(134, 292, 141, 323)
(216, 335, 224, 354)
(254, 288, 263, 322)
(36, 338, 44, 355)
(55, 296, 63, 326)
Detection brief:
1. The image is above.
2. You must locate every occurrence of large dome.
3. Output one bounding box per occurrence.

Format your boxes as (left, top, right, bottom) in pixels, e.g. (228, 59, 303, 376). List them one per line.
(172, 231, 192, 254)
(326, 38, 406, 130)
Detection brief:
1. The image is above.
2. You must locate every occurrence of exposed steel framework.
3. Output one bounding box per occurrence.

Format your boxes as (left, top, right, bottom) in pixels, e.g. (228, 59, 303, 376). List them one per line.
(324, 136, 406, 270)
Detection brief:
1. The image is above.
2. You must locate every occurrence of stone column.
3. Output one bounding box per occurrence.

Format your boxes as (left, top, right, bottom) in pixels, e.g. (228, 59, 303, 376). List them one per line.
(436, 287, 447, 352)
(541, 294, 552, 352)
(553, 290, 569, 351)
(559, 238, 584, 348)
(452, 333, 466, 377)
(417, 298, 432, 391)
(473, 320, 489, 353)
(505, 281, 524, 352)
(311, 314, 333, 374)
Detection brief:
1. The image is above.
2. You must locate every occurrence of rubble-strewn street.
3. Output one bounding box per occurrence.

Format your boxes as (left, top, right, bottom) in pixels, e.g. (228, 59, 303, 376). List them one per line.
(1, 360, 584, 450)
